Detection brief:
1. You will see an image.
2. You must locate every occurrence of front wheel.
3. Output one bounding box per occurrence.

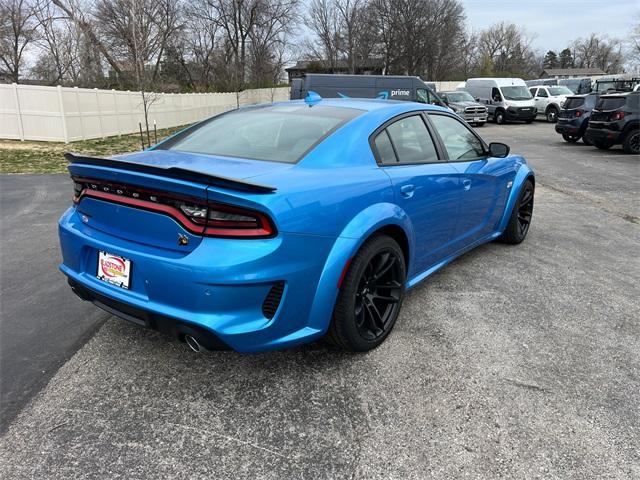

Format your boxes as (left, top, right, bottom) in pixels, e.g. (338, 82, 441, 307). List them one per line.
(525, 118, 535, 124)
(475, 122, 485, 127)
(498, 180, 534, 245)
(582, 135, 593, 146)
(327, 235, 406, 351)
(562, 133, 580, 143)
(623, 130, 640, 154)
(494, 110, 506, 125)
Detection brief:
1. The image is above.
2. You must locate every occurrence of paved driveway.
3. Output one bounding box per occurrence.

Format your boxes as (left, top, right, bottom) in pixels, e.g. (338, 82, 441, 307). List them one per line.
(1, 122, 638, 479)
(0, 175, 107, 431)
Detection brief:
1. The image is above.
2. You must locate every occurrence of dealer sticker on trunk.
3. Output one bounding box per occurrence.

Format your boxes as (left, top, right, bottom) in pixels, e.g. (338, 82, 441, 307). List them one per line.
(97, 251, 131, 289)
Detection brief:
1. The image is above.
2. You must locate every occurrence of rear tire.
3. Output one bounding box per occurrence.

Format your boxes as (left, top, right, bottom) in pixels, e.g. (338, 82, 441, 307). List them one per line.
(327, 235, 406, 352)
(546, 107, 559, 123)
(562, 133, 579, 143)
(498, 180, 534, 245)
(622, 129, 640, 154)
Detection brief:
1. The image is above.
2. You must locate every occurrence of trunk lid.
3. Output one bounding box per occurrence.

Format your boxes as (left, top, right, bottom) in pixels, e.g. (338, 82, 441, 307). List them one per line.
(67, 150, 284, 253)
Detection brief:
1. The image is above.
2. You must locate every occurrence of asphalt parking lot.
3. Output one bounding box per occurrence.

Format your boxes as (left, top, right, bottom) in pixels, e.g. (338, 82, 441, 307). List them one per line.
(1, 121, 639, 479)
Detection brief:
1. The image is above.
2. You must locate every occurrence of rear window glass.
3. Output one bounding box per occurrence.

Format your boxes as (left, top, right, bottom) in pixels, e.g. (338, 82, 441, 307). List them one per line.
(564, 97, 585, 109)
(160, 105, 362, 163)
(386, 115, 438, 164)
(374, 130, 397, 164)
(596, 97, 626, 111)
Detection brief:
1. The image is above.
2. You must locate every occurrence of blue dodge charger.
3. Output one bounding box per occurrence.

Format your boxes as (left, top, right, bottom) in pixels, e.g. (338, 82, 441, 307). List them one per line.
(58, 97, 534, 353)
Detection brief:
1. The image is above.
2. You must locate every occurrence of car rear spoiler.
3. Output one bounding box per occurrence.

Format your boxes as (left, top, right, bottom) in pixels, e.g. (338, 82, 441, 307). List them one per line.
(64, 153, 277, 193)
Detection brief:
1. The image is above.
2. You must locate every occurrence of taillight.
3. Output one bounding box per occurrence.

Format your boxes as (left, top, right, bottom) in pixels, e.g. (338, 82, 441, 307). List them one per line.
(574, 110, 583, 117)
(611, 111, 625, 121)
(73, 178, 275, 238)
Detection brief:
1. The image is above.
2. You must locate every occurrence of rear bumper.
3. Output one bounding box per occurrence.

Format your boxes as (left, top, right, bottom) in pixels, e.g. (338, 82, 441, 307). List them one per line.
(555, 119, 584, 135)
(585, 127, 624, 145)
(58, 206, 339, 353)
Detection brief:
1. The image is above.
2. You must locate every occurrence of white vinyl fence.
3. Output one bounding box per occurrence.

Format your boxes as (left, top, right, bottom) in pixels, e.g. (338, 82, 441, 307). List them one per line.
(0, 84, 289, 143)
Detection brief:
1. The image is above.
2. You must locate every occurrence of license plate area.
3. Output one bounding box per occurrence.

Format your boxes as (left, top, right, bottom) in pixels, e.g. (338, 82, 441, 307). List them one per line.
(97, 251, 131, 289)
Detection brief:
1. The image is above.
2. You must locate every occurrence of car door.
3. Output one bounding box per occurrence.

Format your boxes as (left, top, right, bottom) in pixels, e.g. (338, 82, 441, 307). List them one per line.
(372, 113, 461, 276)
(427, 112, 513, 247)
(535, 87, 549, 114)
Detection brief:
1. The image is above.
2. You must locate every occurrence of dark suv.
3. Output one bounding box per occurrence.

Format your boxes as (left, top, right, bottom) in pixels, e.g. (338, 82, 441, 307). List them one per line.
(585, 92, 640, 154)
(555, 93, 599, 144)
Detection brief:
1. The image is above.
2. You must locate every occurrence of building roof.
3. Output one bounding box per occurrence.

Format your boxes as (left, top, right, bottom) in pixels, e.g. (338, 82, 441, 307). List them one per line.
(541, 68, 606, 76)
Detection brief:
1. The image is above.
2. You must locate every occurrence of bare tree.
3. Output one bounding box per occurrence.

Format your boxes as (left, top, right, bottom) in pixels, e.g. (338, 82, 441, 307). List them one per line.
(31, 0, 79, 84)
(572, 34, 625, 73)
(628, 16, 640, 71)
(51, 0, 123, 78)
(305, 0, 342, 71)
(0, 0, 39, 83)
(477, 22, 537, 76)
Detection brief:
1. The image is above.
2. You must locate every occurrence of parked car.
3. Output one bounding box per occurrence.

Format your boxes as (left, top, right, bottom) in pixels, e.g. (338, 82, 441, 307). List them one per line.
(465, 78, 536, 124)
(59, 97, 535, 353)
(585, 91, 640, 154)
(526, 78, 592, 94)
(529, 85, 573, 122)
(438, 90, 488, 126)
(555, 93, 599, 144)
(290, 74, 446, 106)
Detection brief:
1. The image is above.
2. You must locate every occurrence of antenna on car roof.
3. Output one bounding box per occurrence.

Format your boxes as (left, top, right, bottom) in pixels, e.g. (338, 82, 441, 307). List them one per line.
(305, 91, 322, 106)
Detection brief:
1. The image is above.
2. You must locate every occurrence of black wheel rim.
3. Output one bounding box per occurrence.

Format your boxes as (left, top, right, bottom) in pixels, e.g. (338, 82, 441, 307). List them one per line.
(631, 133, 640, 152)
(517, 186, 534, 238)
(354, 250, 403, 341)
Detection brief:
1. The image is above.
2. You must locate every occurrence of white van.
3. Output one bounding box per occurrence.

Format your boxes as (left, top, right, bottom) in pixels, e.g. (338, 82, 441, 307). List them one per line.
(465, 78, 536, 124)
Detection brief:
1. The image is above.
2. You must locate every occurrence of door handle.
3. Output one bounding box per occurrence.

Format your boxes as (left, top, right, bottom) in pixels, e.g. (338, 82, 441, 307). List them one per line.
(400, 184, 415, 198)
(462, 179, 472, 191)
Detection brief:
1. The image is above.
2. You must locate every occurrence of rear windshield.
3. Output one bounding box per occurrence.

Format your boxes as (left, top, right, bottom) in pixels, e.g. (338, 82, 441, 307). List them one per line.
(563, 97, 585, 109)
(595, 97, 626, 111)
(160, 105, 362, 163)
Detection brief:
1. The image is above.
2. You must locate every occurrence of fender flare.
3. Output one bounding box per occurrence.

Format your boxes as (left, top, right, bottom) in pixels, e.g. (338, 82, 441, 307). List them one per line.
(304, 202, 413, 333)
(497, 162, 535, 232)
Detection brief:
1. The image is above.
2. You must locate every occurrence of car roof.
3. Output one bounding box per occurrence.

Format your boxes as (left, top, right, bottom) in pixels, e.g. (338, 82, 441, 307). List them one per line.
(271, 98, 450, 114)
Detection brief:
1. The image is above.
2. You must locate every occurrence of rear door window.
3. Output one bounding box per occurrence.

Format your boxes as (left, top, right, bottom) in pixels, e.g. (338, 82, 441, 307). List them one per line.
(384, 115, 439, 164)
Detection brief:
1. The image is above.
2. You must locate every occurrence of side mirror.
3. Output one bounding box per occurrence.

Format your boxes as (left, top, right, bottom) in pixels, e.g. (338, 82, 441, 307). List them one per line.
(488, 142, 510, 158)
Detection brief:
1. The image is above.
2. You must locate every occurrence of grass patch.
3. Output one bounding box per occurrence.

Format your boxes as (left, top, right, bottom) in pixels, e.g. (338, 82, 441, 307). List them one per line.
(0, 125, 189, 174)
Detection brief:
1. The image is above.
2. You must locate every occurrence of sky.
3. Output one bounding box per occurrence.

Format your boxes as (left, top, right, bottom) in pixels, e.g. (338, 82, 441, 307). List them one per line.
(459, 0, 639, 53)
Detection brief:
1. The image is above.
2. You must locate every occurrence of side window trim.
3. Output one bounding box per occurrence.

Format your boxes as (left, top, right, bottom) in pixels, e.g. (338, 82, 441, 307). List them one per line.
(369, 111, 445, 166)
(425, 112, 489, 162)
